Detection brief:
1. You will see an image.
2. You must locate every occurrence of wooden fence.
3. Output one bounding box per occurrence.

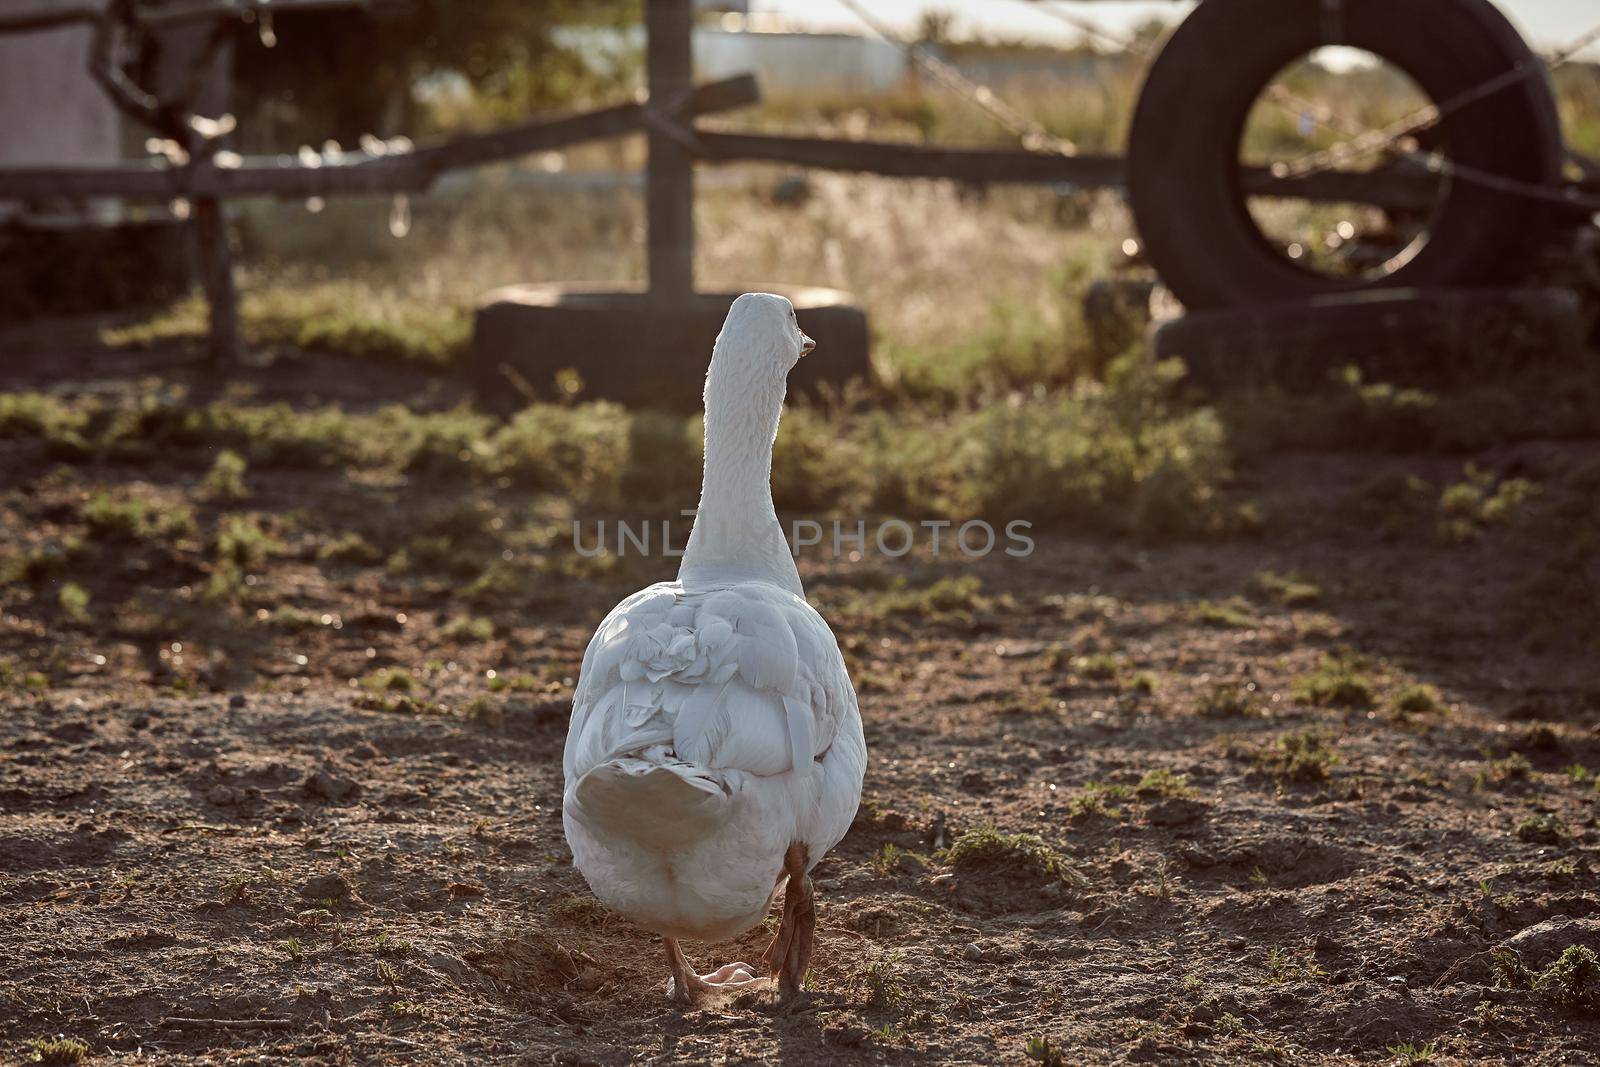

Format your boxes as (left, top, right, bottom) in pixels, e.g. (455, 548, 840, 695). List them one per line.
(2, 0, 1559, 363)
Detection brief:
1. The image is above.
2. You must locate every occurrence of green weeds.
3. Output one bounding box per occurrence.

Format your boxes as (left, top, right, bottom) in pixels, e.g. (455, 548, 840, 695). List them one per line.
(944, 824, 1080, 885)
(1291, 652, 1374, 709)
(201, 449, 250, 502)
(24, 1037, 88, 1065)
(1259, 730, 1340, 784)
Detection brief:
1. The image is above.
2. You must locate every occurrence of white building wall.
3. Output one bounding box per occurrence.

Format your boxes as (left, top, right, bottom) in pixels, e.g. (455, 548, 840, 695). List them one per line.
(0, 4, 120, 167)
(694, 30, 909, 95)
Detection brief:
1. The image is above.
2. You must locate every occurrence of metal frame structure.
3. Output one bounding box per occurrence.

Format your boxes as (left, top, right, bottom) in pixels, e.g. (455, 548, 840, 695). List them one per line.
(2, 0, 1597, 365)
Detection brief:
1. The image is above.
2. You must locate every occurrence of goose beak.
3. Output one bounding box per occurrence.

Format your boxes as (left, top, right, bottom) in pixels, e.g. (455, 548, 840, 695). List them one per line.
(799, 333, 816, 357)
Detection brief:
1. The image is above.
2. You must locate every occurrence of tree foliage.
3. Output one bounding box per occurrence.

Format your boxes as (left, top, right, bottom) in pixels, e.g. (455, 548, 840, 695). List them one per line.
(231, 0, 639, 147)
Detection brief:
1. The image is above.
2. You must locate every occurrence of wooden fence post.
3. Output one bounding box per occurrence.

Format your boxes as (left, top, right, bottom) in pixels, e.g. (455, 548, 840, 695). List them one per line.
(194, 195, 239, 367)
(645, 0, 695, 300)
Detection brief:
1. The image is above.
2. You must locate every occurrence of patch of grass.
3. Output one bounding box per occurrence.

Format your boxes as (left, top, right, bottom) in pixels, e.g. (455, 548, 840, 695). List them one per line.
(0, 392, 93, 451)
(390, 534, 484, 579)
(1071, 653, 1121, 681)
(360, 666, 417, 693)
(220, 870, 267, 902)
(1437, 464, 1538, 545)
(1291, 652, 1374, 709)
(201, 449, 250, 502)
(1481, 752, 1532, 789)
(1532, 945, 1600, 1012)
(215, 513, 285, 569)
(948, 354, 1237, 540)
(0, 536, 90, 587)
(849, 574, 987, 619)
(80, 492, 148, 540)
(1066, 783, 1123, 821)
(355, 693, 446, 716)
(1024, 1035, 1067, 1067)
(0, 660, 52, 692)
(0, 357, 1244, 543)
(1221, 364, 1600, 457)
(1391, 683, 1444, 716)
(104, 284, 472, 368)
(1253, 569, 1322, 607)
(872, 842, 926, 877)
(375, 933, 415, 958)
(278, 936, 307, 964)
(57, 582, 90, 623)
(945, 824, 1081, 885)
(464, 561, 531, 606)
(1565, 765, 1599, 792)
(265, 605, 321, 631)
(857, 950, 907, 1011)
(1259, 730, 1340, 783)
(203, 560, 247, 604)
(1197, 683, 1262, 719)
(487, 402, 635, 496)
(25, 1037, 89, 1065)
(1122, 671, 1157, 696)
(457, 694, 504, 727)
(1521, 722, 1562, 752)
(1263, 945, 1327, 986)
(1191, 598, 1256, 628)
(80, 490, 195, 543)
(486, 671, 542, 693)
(1491, 948, 1533, 989)
(1515, 814, 1569, 845)
(440, 615, 495, 642)
(1135, 769, 1191, 799)
(1386, 1039, 1438, 1065)
(319, 531, 383, 565)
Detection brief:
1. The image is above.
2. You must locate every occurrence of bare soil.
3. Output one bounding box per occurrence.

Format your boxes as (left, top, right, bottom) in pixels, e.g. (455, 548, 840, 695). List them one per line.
(2, 348, 1598, 1065)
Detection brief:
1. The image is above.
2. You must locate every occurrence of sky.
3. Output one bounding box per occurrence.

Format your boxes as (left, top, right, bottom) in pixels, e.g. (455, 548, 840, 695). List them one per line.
(753, 1, 1600, 59)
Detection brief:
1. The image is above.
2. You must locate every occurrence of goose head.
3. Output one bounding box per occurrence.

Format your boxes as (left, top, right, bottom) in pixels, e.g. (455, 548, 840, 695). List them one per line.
(704, 293, 814, 415)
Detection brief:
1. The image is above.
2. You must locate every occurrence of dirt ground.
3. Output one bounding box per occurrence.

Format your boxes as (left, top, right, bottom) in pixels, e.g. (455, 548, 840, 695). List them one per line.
(2, 348, 1598, 1065)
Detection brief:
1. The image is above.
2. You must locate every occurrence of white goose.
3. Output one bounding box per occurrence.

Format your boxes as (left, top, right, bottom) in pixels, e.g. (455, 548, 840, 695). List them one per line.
(562, 293, 867, 1004)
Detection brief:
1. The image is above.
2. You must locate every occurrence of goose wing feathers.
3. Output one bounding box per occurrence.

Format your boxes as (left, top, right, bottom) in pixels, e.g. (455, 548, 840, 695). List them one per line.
(565, 582, 854, 786)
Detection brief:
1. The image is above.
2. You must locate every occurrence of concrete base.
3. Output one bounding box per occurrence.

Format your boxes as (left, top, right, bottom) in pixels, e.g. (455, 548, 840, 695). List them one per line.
(471, 283, 871, 410)
(1155, 287, 1587, 392)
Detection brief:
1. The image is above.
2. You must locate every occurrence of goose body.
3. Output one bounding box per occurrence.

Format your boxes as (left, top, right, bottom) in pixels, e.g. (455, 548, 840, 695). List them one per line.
(561, 293, 867, 1001)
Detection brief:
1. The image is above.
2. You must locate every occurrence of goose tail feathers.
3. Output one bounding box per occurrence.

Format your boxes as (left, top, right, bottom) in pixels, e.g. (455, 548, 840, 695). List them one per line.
(569, 752, 732, 852)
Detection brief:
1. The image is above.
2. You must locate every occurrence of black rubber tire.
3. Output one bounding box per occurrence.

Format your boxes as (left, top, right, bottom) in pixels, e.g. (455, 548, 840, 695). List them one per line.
(1127, 0, 1564, 311)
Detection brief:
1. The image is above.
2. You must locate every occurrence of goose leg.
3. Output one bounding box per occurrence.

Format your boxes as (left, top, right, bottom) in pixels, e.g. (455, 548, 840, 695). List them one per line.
(664, 937, 760, 1006)
(761, 843, 815, 1002)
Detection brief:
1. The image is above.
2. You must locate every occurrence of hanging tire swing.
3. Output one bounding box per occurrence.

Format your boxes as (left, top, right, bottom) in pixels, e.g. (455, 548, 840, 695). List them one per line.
(1126, 0, 1566, 312)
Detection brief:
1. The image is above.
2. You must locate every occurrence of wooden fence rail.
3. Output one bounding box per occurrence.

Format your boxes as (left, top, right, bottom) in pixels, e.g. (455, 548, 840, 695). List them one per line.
(693, 131, 1444, 212)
